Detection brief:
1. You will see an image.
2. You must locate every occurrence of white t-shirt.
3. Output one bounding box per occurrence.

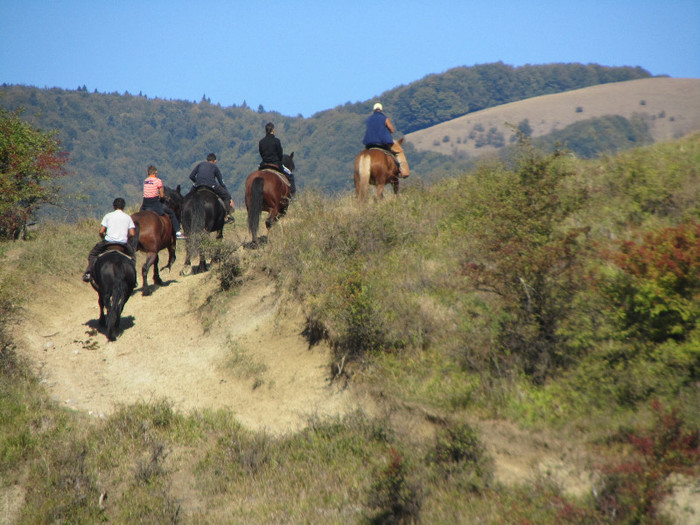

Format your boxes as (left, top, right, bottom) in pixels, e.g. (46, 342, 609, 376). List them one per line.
(101, 209, 135, 243)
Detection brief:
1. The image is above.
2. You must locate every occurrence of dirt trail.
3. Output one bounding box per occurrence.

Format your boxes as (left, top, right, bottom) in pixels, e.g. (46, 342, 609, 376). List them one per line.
(15, 241, 362, 434)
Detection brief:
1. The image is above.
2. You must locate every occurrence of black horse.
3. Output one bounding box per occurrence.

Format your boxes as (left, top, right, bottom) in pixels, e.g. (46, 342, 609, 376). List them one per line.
(90, 247, 137, 341)
(180, 186, 227, 274)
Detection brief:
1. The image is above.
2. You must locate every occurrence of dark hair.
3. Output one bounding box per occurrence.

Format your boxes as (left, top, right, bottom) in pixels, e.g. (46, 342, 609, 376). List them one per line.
(147, 165, 157, 175)
(265, 122, 275, 134)
(112, 198, 126, 210)
(206, 153, 217, 162)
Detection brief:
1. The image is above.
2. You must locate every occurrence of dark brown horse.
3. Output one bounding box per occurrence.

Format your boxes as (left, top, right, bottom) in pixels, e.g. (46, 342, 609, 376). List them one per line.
(245, 153, 295, 246)
(354, 138, 409, 203)
(130, 186, 183, 295)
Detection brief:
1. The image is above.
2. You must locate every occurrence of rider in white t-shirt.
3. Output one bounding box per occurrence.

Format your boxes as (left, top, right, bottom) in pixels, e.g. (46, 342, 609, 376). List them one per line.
(82, 197, 136, 282)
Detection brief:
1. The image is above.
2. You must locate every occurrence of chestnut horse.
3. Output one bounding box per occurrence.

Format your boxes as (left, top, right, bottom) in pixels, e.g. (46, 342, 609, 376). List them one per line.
(354, 138, 409, 203)
(90, 247, 137, 341)
(130, 186, 183, 295)
(245, 153, 295, 246)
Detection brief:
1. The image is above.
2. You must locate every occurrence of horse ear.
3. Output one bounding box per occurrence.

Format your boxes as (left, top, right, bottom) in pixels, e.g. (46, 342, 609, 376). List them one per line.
(290, 152, 294, 159)
(398, 138, 404, 145)
(176, 184, 181, 194)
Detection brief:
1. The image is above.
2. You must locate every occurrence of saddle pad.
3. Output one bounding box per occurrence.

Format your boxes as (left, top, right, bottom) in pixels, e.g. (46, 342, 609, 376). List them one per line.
(261, 168, 291, 187)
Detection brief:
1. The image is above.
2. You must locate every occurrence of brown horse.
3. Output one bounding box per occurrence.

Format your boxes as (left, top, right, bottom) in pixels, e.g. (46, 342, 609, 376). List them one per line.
(130, 186, 183, 295)
(245, 153, 295, 246)
(354, 138, 410, 203)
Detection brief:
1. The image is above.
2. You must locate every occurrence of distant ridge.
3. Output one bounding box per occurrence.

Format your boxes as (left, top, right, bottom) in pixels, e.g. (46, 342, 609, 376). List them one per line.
(406, 78, 700, 158)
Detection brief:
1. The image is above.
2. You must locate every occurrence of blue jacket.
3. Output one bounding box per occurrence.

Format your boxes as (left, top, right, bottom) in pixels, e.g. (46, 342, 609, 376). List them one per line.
(189, 161, 226, 188)
(363, 111, 394, 146)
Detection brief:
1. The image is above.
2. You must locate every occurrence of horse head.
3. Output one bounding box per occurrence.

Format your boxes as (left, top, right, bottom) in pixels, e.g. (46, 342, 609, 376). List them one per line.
(391, 139, 410, 177)
(164, 185, 184, 221)
(283, 152, 295, 173)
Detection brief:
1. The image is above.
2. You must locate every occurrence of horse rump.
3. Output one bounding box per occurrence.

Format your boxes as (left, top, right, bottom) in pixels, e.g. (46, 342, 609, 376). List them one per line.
(93, 251, 137, 341)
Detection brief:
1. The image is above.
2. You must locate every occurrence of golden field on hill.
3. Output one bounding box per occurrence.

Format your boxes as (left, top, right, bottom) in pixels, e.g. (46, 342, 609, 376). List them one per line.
(406, 77, 700, 158)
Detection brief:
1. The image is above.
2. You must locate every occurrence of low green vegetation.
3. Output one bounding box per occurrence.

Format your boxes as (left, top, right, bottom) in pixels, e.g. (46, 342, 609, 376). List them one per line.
(2, 134, 699, 522)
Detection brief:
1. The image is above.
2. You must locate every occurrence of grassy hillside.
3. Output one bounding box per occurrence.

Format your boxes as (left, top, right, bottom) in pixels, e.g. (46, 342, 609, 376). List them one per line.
(1, 135, 699, 522)
(407, 78, 700, 160)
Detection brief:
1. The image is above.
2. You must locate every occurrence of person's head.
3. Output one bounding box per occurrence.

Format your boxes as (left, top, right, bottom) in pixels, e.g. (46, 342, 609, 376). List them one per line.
(112, 198, 126, 210)
(373, 102, 383, 112)
(147, 165, 157, 176)
(265, 122, 275, 135)
(206, 153, 217, 162)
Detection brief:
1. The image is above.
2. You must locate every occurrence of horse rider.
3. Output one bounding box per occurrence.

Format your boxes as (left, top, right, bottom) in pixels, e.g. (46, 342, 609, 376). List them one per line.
(188, 153, 236, 221)
(259, 122, 296, 196)
(363, 102, 404, 174)
(140, 165, 184, 239)
(82, 197, 136, 282)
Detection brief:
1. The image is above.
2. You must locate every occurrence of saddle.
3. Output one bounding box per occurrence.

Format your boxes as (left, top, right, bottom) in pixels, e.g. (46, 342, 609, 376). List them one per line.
(259, 164, 291, 187)
(367, 147, 402, 175)
(100, 243, 135, 261)
(193, 185, 227, 209)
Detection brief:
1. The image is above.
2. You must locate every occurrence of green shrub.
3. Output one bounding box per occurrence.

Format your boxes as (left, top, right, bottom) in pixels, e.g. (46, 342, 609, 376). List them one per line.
(460, 144, 590, 381)
(428, 421, 493, 492)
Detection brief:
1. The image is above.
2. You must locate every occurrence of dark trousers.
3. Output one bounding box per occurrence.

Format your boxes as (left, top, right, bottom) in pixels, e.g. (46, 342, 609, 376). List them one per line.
(141, 198, 180, 232)
(192, 185, 233, 213)
(85, 240, 135, 274)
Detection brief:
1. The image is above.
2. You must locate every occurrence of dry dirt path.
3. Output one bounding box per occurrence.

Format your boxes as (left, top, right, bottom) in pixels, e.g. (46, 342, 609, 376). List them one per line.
(14, 242, 362, 434)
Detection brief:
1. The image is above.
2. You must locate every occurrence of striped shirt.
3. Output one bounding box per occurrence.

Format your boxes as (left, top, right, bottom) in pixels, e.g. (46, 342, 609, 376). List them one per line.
(143, 175, 163, 199)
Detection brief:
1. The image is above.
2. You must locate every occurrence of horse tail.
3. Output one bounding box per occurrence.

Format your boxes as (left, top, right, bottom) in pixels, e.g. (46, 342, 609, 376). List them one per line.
(248, 177, 264, 243)
(130, 221, 141, 252)
(106, 272, 128, 341)
(356, 153, 371, 203)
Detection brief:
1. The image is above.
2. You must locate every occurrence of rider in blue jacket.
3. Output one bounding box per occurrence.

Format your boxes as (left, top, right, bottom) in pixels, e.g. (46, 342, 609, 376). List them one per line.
(363, 102, 396, 151)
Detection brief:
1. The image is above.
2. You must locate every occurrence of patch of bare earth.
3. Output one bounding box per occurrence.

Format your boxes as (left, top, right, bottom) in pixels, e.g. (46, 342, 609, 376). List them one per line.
(14, 243, 360, 434)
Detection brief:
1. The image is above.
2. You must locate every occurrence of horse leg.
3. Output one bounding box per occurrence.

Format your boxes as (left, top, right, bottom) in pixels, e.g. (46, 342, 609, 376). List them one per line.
(391, 179, 400, 195)
(98, 295, 106, 326)
(152, 253, 163, 286)
(163, 245, 176, 271)
(265, 206, 278, 230)
(141, 253, 155, 296)
(376, 182, 386, 200)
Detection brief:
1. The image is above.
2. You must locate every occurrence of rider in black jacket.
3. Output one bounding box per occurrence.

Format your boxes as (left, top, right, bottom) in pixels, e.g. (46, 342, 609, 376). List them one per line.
(258, 122, 296, 196)
(188, 153, 235, 219)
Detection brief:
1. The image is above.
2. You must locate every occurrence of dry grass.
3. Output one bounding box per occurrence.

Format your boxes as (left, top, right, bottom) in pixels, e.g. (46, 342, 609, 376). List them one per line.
(407, 78, 700, 159)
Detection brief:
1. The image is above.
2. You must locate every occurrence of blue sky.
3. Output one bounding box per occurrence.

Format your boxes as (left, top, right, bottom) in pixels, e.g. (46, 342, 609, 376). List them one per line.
(2, 1, 699, 117)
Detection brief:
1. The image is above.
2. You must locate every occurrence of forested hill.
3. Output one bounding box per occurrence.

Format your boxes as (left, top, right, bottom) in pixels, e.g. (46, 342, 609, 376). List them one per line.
(0, 62, 651, 218)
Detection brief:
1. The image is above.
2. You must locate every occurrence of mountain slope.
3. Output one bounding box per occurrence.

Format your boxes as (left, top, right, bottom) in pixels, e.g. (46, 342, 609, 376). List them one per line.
(406, 78, 700, 159)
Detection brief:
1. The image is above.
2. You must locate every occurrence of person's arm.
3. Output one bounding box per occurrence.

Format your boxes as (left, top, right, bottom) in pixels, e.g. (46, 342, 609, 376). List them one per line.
(214, 166, 226, 187)
(189, 166, 198, 183)
(276, 140, 283, 162)
(99, 225, 107, 239)
(128, 227, 136, 238)
(385, 117, 396, 134)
